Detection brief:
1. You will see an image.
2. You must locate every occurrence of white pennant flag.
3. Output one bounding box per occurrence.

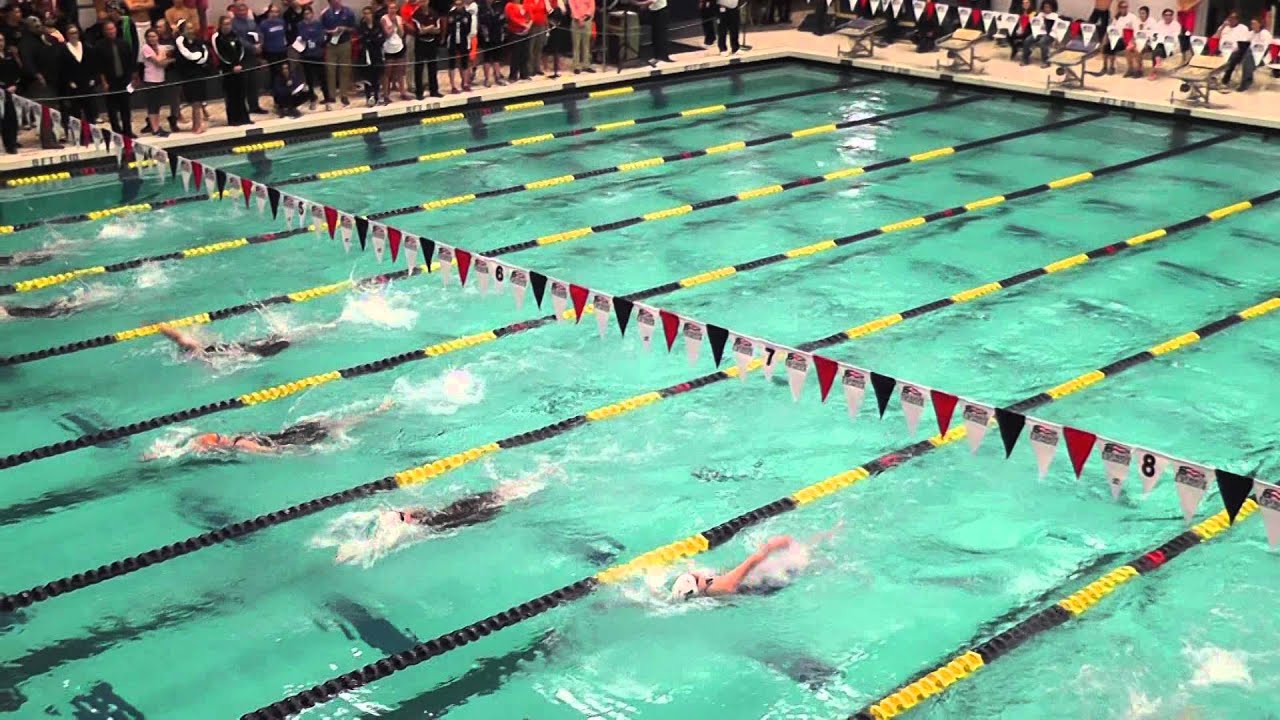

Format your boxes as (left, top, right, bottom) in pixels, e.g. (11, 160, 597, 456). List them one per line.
(283, 195, 298, 227)
(474, 258, 490, 294)
(223, 172, 240, 202)
(338, 214, 355, 253)
(1161, 34, 1178, 54)
(68, 116, 82, 147)
(841, 366, 869, 420)
(1030, 15, 1045, 37)
(1254, 482, 1280, 548)
(1107, 25, 1123, 49)
(550, 281, 569, 318)
(1173, 461, 1215, 522)
(489, 259, 506, 291)
(1050, 18, 1069, 41)
(90, 125, 104, 151)
(1027, 420, 1061, 478)
(253, 183, 269, 214)
(784, 351, 809, 401)
(154, 149, 168, 180)
(899, 384, 928, 436)
(1080, 22, 1097, 43)
(732, 335, 755, 381)
(889, 0, 902, 16)
(1133, 30, 1149, 50)
(1251, 42, 1267, 65)
(870, 0, 882, 13)
(1220, 39, 1237, 55)
(1099, 440, 1132, 499)
(935, 3, 949, 20)
(636, 305, 659, 350)
(310, 204, 326, 236)
(961, 401, 993, 453)
(1134, 449, 1170, 493)
(958, 6, 971, 26)
(510, 268, 528, 309)
(593, 292, 612, 338)
(371, 222, 388, 262)
(683, 321, 704, 365)
(911, 0, 924, 18)
(204, 170, 217, 197)
(1190, 35, 1206, 55)
(437, 246, 455, 286)
(404, 235, 420, 271)
(999, 13, 1018, 33)
(982, 9, 997, 31)
(179, 157, 193, 191)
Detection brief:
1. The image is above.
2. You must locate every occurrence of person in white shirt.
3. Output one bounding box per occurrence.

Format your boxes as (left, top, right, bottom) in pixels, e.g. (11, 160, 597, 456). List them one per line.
(1104, 0, 1137, 74)
(1147, 7, 1180, 78)
(1122, 4, 1151, 75)
(1219, 15, 1267, 90)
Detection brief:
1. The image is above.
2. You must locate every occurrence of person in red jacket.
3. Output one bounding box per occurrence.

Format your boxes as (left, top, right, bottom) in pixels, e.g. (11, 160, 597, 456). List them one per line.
(505, 0, 531, 80)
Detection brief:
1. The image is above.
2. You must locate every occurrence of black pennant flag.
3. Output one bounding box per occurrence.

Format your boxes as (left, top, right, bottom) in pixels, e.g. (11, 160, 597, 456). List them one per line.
(870, 372, 896, 418)
(995, 408, 1026, 458)
(420, 238, 436, 271)
(355, 216, 370, 250)
(707, 324, 729, 367)
(267, 187, 281, 219)
(215, 168, 227, 198)
(169, 150, 180, 178)
(1216, 470, 1254, 524)
(613, 297, 634, 336)
(530, 272, 548, 309)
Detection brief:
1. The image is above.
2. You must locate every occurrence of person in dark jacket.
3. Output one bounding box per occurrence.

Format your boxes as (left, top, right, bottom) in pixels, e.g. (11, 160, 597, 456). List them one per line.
(58, 24, 98, 130)
(174, 18, 208, 132)
(97, 20, 135, 136)
(411, 2, 443, 98)
(475, 0, 504, 86)
(0, 32, 21, 153)
(270, 59, 306, 115)
(212, 15, 252, 125)
(356, 3, 382, 104)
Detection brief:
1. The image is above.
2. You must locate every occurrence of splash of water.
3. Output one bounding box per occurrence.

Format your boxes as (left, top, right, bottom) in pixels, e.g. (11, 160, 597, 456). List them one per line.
(339, 288, 418, 329)
(1186, 644, 1252, 688)
(97, 218, 146, 241)
(133, 263, 173, 290)
(391, 367, 485, 415)
(140, 426, 201, 461)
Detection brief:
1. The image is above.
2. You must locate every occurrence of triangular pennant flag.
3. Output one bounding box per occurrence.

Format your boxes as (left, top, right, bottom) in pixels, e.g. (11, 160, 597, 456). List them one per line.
(386, 227, 402, 264)
(1161, 34, 1178, 53)
(683, 320, 704, 365)
(1030, 15, 1045, 37)
(489, 260, 506, 291)
(1063, 427, 1097, 479)
(708, 325, 729, 368)
(842, 366, 869, 420)
(995, 408, 1026, 459)
(241, 177, 253, 207)
(223, 172, 240, 202)
(474, 258, 491, 293)
(636, 305, 659, 350)
(890, 0, 902, 16)
(785, 351, 810, 402)
(613, 297, 634, 337)
(339, 213, 355, 252)
(268, 188, 281, 219)
(982, 9, 996, 31)
(911, 0, 924, 18)
(1135, 449, 1170, 493)
(961, 401, 992, 453)
(1255, 483, 1280, 547)
(191, 160, 204, 192)
(370, 222, 387, 262)
(511, 268, 529, 308)
(931, 390, 958, 436)
(179, 157, 193, 191)
(90, 124, 104, 150)
(958, 5, 971, 26)
(437, 246, 455, 285)
(550, 281, 569, 317)
(354, 216, 369, 251)
(1050, 17, 1069, 41)
(1251, 42, 1267, 65)
(1220, 39, 1237, 55)
(870, 372, 896, 418)
(455, 249, 474, 285)
(1079, 22, 1096, 42)
(935, 2, 948, 19)
(165, 148, 178, 178)
(1099, 440, 1132, 499)
(899, 384, 928, 436)
(813, 355, 838, 403)
(569, 284, 590, 324)
(310, 203, 326, 236)
(998, 12, 1017, 32)
(659, 310, 681, 352)
(215, 168, 227, 198)
(732, 335, 755, 381)
(1172, 461, 1215, 523)
(592, 292, 612, 337)
(403, 235, 420, 270)
(1026, 420, 1061, 478)
(1216, 470, 1254, 524)
(1107, 25, 1123, 49)
(420, 238, 436, 272)
(324, 206, 339, 239)
(529, 271, 547, 307)
(73, 116, 87, 146)
(762, 344, 783, 380)
(152, 149, 167, 179)
(1190, 35, 1206, 55)
(253, 183, 268, 214)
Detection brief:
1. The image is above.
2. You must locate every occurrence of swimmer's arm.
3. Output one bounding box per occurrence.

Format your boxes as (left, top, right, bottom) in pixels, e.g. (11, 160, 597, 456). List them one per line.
(232, 437, 279, 454)
(158, 325, 204, 354)
(707, 536, 792, 596)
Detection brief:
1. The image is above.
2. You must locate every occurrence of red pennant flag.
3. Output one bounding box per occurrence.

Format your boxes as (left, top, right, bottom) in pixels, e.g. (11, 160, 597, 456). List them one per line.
(659, 310, 680, 352)
(813, 355, 838, 402)
(80, 118, 91, 146)
(455, 249, 472, 285)
(1063, 427, 1098, 479)
(569, 284, 589, 324)
(324, 206, 338, 238)
(192, 162, 204, 191)
(122, 134, 134, 161)
(388, 227, 402, 262)
(930, 390, 959, 435)
(241, 177, 252, 206)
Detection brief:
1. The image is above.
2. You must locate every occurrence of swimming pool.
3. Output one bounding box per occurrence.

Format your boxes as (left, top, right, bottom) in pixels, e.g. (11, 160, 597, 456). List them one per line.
(2, 60, 1279, 720)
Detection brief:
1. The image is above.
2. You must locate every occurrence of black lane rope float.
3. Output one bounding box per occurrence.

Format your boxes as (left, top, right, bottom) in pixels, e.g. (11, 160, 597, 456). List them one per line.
(0, 132, 1234, 470)
(0, 76, 863, 236)
(852, 500, 1259, 720)
(239, 283, 1280, 720)
(1, 172, 1262, 613)
(1, 83, 954, 297)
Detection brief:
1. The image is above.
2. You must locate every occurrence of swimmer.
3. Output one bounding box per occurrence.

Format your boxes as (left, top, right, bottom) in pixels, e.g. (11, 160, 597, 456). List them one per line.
(0, 285, 107, 319)
(670, 524, 840, 601)
(0, 250, 54, 267)
(141, 398, 394, 461)
(158, 319, 338, 361)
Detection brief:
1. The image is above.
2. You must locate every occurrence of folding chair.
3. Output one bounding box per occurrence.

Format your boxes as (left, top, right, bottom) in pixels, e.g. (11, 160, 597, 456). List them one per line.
(835, 17, 888, 57)
(1048, 38, 1102, 90)
(935, 27, 987, 72)
(1171, 54, 1229, 106)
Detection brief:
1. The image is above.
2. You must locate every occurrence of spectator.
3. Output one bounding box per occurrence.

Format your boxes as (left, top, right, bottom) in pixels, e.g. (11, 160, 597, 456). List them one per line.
(16, 16, 44, 94)
(1174, 0, 1198, 57)
(296, 4, 328, 107)
(1021, 0, 1056, 66)
(0, 31, 20, 153)
(699, 0, 715, 53)
(398, 0, 419, 81)
(212, 14, 253, 124)
(281, 0, 305, 38)
(765, 0, 787, 24)
(165, 0, 198, 32)
(270, 45, 307, 112)
(445, 0, 469, 91)
(259, 2, 287, 66)
(379, 0, 407, 100)
(2, 4, 22, 48)
(566, 0, 588, 71)
(152, 17, 185, 130)
(523, 0, 544, 74)
(715, 0, 739, 55)
(1122, 4, 1149, 76)
(1007, 0, 1034, 61)
(140, 27, 173, 134)
(411, 1, 443, 96)
(1087, 0, 1110, 48)
(38, 20, 67, 147)
(319, 0, 355, 106)
(635, 0, 670, 63)
(96, 20, 134, 136)
(126, 0, 155, 36)
(474, 0, 503, 85)
(231, 2, 268, 112)
(1219, 14, 1266, 90)
(356, 3, 382, 103)
(1103, 0, 1136, 75)
(1148, 6, 1179, 77)
(174, 19, 209, 132)
(504, 0, 529, 80)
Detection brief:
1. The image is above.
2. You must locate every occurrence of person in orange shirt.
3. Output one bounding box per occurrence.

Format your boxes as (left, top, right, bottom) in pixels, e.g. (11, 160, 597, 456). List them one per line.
(523, 0, 547, 75)
(567, 0, 592, 71)
(506, 0, 531, 80)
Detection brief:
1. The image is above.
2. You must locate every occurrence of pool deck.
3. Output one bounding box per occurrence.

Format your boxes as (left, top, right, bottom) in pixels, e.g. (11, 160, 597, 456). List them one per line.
(3, 19, 1278, 176)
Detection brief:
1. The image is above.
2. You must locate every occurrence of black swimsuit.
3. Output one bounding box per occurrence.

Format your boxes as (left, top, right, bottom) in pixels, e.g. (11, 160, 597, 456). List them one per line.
(234, 420, 331, 449)
(0, 252, 53, 267)
(202, 336, 292, 357)
(3, 299, 74, 318)
(403, 491, 501, 530)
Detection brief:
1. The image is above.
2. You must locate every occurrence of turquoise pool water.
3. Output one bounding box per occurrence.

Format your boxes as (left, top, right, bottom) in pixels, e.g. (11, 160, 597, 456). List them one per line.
(2, 62, 1279, 719)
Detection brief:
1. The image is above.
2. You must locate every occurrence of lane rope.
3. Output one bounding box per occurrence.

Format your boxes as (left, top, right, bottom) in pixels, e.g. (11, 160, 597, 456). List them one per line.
(0, 133, 1237, 467)
(2, 180, 1267, 611)
(0, 72, 861, 235)
(238, 286, 1280, 720)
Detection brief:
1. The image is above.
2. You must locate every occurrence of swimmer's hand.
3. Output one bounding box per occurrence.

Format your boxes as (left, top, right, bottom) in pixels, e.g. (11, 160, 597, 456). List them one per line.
(376, 397, 394, 413)
(762, 536, 793, 553)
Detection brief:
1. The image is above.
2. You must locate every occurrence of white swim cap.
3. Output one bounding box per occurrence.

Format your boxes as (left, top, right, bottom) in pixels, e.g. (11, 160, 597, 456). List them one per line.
(670, 573, 700, 601)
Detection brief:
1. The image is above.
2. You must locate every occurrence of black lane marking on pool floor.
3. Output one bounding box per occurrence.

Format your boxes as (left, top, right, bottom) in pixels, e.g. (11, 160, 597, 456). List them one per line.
(238, 288, 1279, 720)
(0, 151, 1258, 617)
(0, 133, 1235, 472)
(0, 76, 866, 236)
